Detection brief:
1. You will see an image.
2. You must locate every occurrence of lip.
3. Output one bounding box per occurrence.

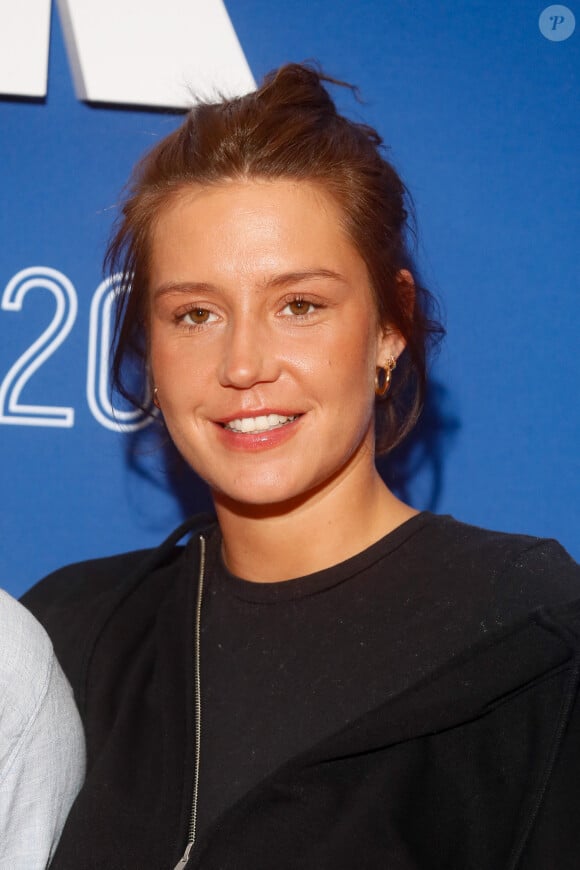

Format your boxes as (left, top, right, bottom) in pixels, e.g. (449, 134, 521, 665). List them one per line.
(214, 412, 302, 451)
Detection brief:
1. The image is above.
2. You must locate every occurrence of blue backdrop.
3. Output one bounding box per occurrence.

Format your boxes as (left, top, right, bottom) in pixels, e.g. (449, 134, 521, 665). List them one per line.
(1, 1, 578, 597)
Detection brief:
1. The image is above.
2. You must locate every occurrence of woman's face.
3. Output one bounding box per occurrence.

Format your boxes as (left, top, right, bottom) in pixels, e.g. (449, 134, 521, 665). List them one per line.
(148, 178, 399, 509)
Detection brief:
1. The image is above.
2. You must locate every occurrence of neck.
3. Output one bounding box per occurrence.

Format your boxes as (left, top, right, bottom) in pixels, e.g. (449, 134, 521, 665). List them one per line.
(212, 466, 417, 583)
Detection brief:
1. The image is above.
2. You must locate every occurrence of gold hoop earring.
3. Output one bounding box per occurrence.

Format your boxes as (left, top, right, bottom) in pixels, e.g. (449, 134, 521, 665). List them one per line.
(153, 386, 161, 409)
(374, 357, 397, 397)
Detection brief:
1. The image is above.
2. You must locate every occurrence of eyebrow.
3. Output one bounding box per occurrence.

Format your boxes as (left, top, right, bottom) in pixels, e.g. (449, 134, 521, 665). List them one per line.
(266, 268, 346, 289)
(152, 269, 346, 299)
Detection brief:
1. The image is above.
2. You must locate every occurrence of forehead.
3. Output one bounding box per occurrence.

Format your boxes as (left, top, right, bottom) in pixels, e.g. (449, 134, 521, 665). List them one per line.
(148, 178, 367, 286)
(157, 176, 345, 225)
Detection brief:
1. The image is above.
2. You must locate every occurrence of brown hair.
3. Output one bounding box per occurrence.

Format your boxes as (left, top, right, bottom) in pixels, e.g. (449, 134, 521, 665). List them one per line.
(107, 62, 443, 454)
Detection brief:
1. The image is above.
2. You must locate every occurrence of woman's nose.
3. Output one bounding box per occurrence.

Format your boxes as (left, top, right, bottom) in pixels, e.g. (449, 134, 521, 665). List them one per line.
(218, 318, 278, 389)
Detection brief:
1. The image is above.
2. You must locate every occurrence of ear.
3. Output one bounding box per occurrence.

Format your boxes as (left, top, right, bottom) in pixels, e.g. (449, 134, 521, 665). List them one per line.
(376, 269, 415, 365)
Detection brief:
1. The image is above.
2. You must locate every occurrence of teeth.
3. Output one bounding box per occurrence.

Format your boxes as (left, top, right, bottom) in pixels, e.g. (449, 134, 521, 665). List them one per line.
(225, 414, 296, 433)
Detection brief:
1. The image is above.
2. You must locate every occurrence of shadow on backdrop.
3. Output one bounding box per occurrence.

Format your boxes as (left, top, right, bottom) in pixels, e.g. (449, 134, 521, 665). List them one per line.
(123, 377, 460, 522)
(378, 379, 460, 511)
(123, 422, 213, 521)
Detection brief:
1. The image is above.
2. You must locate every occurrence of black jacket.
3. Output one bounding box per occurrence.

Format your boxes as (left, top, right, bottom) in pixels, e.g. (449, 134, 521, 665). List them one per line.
(22, 516, 580, 869)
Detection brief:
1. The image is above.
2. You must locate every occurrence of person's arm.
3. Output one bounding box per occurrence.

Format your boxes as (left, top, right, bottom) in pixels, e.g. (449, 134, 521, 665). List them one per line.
(0, 590, 85, 869)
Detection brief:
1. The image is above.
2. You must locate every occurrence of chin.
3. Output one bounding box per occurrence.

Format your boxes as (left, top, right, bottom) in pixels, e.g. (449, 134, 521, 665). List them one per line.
(212, 482, 302, 510)
(210, 467, 346, 517)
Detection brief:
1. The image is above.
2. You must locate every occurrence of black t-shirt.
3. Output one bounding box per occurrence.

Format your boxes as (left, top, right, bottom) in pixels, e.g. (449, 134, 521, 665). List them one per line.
(196, 512, 579, 837)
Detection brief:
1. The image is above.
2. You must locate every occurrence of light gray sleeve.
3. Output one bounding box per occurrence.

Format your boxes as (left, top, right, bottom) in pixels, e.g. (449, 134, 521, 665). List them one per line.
(0, 589, 86, 869)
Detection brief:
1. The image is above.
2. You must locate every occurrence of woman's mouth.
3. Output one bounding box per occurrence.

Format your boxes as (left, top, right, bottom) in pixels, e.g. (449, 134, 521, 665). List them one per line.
(223, 414, 298, 434)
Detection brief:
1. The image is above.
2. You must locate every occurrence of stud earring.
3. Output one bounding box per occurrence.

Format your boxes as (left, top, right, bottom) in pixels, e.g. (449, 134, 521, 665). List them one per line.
(374, 357, 397, 397)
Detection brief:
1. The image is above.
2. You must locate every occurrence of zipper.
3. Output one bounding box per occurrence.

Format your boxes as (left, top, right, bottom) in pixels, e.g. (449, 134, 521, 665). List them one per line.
(173, 534, 206, 870)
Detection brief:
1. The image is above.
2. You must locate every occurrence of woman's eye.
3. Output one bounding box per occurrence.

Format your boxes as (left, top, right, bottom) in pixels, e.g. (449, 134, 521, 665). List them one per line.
(180, 307, 216, 325)
(282, 298, 316, 316)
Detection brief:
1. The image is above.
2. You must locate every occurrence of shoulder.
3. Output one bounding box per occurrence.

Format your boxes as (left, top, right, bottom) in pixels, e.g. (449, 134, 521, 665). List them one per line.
(22, 511, 216, 607)
(0, 589, 86, 866)
(0, 587, 81, 779)
(19, 514, 216, 700)
(419, 513, 580, 615)
(20, 548, 181, 696)
(0, 588, 53, 715)
(423, 513, 577, 570)
(22, 547, 159, 610)
(21, 512, 216, 622)
(0, 585, 51, 649)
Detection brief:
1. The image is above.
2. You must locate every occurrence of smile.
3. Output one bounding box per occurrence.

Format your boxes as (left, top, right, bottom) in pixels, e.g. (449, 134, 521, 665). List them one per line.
(223, 414, 298, 434)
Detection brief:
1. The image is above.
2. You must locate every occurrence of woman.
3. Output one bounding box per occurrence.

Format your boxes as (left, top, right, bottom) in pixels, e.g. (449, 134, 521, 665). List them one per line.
(23, 64, 580, 869)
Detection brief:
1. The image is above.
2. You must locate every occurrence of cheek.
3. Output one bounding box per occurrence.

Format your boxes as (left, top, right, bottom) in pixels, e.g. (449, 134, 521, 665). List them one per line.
(149, 327, 212, 390)
(336, 323, 380, 381)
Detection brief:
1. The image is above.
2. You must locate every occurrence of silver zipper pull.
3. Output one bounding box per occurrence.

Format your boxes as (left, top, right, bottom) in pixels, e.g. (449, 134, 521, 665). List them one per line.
(173, 840, 194, 869)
